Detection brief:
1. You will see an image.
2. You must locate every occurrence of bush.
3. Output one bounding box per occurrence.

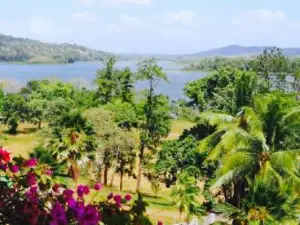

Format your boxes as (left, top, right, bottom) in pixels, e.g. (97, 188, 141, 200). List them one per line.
(7, 116, 18, 134)
(0, 147, 154, 225)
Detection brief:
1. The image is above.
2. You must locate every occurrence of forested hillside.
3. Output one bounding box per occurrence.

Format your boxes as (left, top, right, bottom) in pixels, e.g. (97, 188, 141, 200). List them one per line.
(0, 33, 111, 63)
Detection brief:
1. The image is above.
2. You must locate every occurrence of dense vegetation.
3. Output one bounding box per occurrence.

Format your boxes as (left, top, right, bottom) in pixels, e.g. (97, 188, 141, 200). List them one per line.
(0, 47, 299, 225)
(0, 33, 111, 63)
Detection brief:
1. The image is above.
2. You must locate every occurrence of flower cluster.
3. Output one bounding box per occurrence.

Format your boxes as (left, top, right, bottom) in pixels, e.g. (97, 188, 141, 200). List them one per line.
(0, 147, 156, 225)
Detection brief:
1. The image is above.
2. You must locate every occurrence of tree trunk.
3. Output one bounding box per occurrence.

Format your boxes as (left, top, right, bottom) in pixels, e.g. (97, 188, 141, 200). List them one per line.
(120, 166, 124, 191)
(104, 165, 109, 186)
(233, 181, 242, 208)
(136, 141, 145, 192)
(38, 120, 42, 129)
(110, 170, 115, 187)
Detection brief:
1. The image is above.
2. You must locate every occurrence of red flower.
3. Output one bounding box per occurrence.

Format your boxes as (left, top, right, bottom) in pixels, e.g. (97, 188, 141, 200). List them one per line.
(24, 158, 37, 168)
(158, 221, 163, 225)
(124, 194, 132, 202)
(113, 195, 122, 207)
(107, 192, 113, 200)
(52, 184, 61, 193)
(77, 185, 90, 198)
(63, 189, 74, 200)
(0, 148, 10, 163)
(45, 169, 53, 176)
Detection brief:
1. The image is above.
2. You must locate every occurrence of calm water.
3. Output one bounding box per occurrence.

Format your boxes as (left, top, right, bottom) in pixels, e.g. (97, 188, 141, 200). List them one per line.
(0, 61, 206, 100)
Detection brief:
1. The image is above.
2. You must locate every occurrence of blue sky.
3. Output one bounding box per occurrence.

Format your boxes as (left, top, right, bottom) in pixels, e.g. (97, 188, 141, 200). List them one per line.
(0, 0, 300, 54)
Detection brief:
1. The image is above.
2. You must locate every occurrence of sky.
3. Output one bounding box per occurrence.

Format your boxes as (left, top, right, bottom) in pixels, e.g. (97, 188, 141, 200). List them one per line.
(0, 0, 300, 54)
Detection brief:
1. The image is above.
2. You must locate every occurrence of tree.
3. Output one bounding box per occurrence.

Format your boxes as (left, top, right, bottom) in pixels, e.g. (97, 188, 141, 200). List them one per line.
(135, 58, 171, 191)
(117, 67, 135, 103)
(215, 177, 300, 225)
(199, 103, 300, 207)
(2, 93, 26, 134)
(249, 47, 289, 91)
(94, 57, 118, 104)
(156, 135, 206, 187)
(171, 172, 205, 222)
(105, 100, 138, 129)
(184, 67, 259, 114)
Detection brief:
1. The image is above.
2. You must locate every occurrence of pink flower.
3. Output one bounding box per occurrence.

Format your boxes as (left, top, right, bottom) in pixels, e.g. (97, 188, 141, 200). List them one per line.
(0, 148, 10, 163)
(77, 185, 89, 198)
(94, 183, 102, 191)
(10, 165, 19, 173)
(26, 172, 37, 186)
(78, 204, 101, 225)
(63, 189, 74, 200)
(113, 195, 122, 207)
(24, 158, 37, 168)
(124, 194, 132, 202)
(67, 198, 77, 209)
(45, 169, 53, 176)
(158, 221, 163, 225)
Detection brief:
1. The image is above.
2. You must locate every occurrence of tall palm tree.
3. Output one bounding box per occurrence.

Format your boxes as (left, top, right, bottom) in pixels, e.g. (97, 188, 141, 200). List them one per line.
(199, 98, 300, 207)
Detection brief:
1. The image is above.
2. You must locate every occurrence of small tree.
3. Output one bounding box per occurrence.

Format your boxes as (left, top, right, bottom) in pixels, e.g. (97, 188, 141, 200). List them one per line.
(171, 172, 205, 222)
(135, 58, 171, 191)
(94, 57, 118, 104)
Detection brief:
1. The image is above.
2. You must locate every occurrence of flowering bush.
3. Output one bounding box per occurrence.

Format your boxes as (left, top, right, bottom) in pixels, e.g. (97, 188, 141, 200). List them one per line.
(0, 147, 154, 225)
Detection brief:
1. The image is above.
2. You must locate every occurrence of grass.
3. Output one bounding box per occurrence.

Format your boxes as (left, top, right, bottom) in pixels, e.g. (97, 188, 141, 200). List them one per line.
(0, 120, 197, 224)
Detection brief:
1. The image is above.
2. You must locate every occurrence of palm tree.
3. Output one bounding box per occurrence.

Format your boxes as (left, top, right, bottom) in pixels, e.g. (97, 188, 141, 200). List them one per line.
(215, 177, 300, 225)
(199, 97, 300, 207)
(47, 128, 96, 183)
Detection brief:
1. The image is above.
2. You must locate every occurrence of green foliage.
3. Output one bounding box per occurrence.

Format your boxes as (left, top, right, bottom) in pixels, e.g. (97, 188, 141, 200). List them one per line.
(156, 135, 207, 187)
(105, 100, 138, 129)
(171, 172, 206, 221)
(184, 67, 259, 114)
(0, 33, 110, 63)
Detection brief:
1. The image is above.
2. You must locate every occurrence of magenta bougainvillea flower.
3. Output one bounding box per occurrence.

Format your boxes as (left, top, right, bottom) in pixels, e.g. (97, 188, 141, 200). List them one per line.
(10, 165, 19, 173)
(50, 202, 67, 225)
(63, 189, 74, 200)
(124, 194, 132, 202)
(94, 183, 103, 191)
(24, 158, 37, 168)
(26, 172, 37, 186)
(77, 185, 90, 198)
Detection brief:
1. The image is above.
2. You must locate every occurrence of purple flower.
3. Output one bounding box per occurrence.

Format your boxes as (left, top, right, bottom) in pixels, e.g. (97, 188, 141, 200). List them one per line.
(94, 183, 102, 191)
(107, 192, 113, 200)
(77, 185, 89, 198)
(0, 163, 8, 171)
(50, 202, 67, 225)
(78, 205, 101, 225)
(63, 189, 74, 200)
(124, 194, 132, 202)
(24, 158, 37, 168)
(67, 198, 77, 209)
(10, 165, 19, 173)
(73, 201, 85, 220)
(26, 172, 37, 186)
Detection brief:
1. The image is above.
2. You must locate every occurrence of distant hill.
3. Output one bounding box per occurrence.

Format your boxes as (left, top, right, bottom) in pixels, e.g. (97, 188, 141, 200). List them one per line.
(0, 34, 112, 63)
(189, 45, 300, 57)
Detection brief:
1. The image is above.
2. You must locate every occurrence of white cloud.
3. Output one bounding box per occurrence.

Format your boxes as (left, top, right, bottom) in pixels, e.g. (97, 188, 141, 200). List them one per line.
(77, 0, 95, 6)
(29, 17, 54, 36)
(164, 11, 195, 24)
(106, 0, 151, 5)
(105, 24, 121, 32)
(72, 12, 97, 24)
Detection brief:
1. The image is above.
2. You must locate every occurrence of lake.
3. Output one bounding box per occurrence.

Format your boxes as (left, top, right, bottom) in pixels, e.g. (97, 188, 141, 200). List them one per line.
(0, 61, 206, 100)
